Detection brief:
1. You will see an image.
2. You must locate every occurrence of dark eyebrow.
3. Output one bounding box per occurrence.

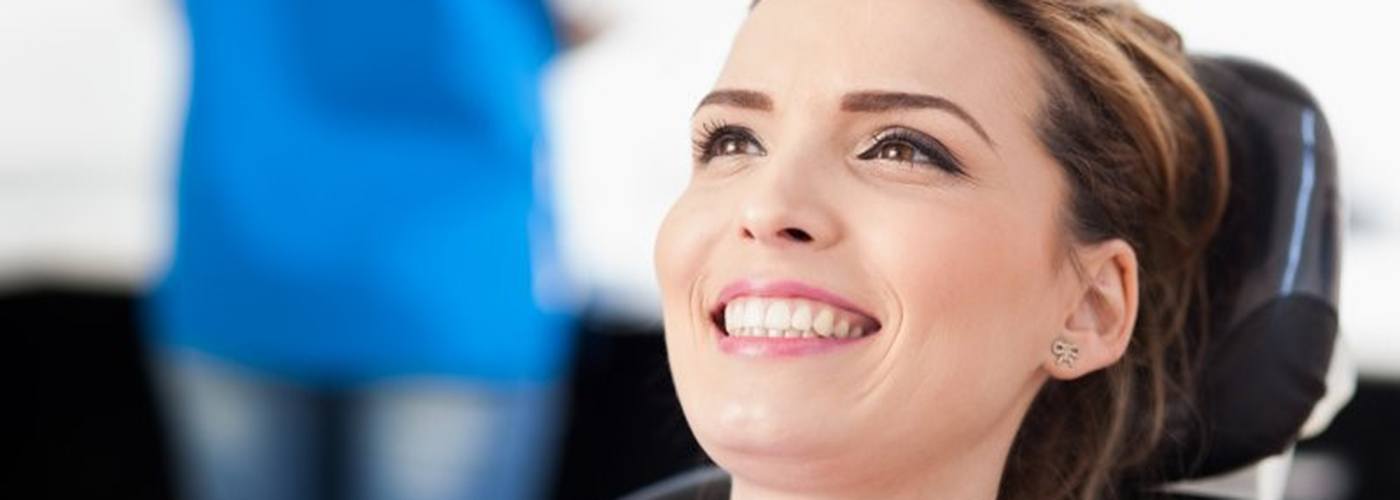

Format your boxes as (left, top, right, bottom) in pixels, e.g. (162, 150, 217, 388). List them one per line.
(695, 89, 773, 114)
(841, 91, 994, 147)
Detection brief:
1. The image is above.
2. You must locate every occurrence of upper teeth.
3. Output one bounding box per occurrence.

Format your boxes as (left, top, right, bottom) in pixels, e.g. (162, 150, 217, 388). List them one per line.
(722, 297, 874, 339)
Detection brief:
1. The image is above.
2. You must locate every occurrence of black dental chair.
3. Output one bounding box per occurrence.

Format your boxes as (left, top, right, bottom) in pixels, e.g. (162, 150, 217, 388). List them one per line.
(1142, 55, 1346, 497)
(621, 56, 1346, 500)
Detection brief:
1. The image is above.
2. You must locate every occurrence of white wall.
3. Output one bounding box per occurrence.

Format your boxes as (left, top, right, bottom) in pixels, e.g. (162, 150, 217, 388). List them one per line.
(0, 0, 186, 289)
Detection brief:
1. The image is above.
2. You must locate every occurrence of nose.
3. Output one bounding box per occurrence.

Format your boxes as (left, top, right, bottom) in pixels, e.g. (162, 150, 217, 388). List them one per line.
(738, 165, 841, 250)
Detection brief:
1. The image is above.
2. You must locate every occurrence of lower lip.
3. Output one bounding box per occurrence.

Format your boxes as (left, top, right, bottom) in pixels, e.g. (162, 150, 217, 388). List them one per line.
(713, 324, 872, 358)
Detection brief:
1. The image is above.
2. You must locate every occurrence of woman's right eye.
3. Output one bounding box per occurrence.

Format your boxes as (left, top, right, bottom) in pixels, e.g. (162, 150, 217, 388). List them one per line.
(694, 125, 766, 163)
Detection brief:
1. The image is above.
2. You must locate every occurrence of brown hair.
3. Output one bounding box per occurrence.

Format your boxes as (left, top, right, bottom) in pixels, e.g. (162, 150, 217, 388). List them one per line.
(983, 1, 1230, 499)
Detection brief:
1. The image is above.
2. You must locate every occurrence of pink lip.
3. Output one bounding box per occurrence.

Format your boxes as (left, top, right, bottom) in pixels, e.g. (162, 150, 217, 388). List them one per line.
(715, 330, 871, 357)
(711, 279, 881, 358)
(714, 279, 877, 319)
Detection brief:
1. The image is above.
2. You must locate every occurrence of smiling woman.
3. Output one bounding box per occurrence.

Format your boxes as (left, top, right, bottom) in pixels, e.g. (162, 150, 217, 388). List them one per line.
(652, 0, 1228, 499)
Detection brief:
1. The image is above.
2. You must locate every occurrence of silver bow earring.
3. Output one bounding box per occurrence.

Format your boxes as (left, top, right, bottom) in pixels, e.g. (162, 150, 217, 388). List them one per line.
(1051, 338, 1080, 368)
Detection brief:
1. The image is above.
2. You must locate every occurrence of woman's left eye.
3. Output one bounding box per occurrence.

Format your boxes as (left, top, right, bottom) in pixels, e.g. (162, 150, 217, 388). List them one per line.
(869, 141, 928, 163)
(857, 129, 966, 176)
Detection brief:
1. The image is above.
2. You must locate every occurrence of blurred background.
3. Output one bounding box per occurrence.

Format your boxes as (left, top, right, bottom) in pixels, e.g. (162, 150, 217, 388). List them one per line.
(4, 1, 1396, 499)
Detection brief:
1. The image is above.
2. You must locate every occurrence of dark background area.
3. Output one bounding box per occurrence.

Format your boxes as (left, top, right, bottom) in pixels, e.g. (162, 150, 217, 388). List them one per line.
(11, 288, 706, 500)
(10, 288, 1398, 499)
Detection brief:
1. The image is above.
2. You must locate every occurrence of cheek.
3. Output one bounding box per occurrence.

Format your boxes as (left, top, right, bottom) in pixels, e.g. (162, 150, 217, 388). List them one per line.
(864, 197, 1059, 430)
(654, 186, 723, 384)
(654, 188, 718, 306)
(893, 213, 1052, 339)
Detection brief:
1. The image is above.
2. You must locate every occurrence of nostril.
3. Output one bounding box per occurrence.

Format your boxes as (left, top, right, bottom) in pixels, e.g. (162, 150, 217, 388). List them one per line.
(781, 228, 813, 243)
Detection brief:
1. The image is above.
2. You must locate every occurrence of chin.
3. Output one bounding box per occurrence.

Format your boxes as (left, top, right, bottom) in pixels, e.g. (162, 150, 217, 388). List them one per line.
(675, 367, 871, 482)
(690, 412, 855, 491)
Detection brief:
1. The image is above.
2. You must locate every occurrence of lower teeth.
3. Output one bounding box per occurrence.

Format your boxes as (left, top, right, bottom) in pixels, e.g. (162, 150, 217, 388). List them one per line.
(727, 327, 863, 339)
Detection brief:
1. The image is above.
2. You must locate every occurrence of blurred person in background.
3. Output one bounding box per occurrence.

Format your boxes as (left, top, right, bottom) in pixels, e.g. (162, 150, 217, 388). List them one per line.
(146, 1, 574, 499)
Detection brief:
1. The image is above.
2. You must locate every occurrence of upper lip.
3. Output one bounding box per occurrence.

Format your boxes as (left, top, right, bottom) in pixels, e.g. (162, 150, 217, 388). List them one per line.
(710, 278, 883, 331)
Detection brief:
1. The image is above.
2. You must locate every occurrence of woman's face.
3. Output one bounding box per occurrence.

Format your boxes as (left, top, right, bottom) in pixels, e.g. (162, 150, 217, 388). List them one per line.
(656, 0, 1084, 493)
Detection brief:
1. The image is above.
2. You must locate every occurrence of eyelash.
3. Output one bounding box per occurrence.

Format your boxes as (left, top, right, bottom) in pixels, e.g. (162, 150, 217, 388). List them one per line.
(691, 121, 966, 177)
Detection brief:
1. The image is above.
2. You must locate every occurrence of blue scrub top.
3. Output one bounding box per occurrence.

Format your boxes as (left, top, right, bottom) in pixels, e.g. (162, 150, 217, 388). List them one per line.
(149, 0, 572, 384)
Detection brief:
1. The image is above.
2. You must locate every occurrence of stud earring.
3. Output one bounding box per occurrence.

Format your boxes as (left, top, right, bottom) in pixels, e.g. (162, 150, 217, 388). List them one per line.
(1051, 338, 1080, 368)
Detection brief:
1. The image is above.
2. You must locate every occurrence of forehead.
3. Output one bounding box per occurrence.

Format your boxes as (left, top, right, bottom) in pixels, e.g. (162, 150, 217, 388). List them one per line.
(718, 0, 1045, 124)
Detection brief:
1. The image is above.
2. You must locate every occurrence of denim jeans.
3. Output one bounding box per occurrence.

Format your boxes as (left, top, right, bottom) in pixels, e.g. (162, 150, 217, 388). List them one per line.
(155, 349, 562, 500)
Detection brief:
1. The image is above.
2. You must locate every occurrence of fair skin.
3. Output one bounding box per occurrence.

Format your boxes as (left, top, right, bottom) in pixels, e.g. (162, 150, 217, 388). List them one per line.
(654, 0, 1141, 499)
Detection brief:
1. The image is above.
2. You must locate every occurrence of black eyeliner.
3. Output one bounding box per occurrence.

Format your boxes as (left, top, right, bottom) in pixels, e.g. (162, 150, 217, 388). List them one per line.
(860, 127, 968, 176)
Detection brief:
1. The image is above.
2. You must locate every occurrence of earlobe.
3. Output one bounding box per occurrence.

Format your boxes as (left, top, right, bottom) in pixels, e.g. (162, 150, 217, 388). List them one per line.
(1048, 239, 1139, 380)
(1050, 337, 1081, 369)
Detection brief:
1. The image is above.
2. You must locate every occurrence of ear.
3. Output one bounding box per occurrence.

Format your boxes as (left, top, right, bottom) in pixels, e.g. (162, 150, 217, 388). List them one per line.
(1047, 239, 1139, 380)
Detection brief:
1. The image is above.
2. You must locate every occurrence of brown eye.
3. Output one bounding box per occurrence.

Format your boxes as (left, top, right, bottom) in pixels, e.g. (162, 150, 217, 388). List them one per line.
(876, 141, 923, 163)
(694, 124, 765, 163)
(717, 136, 750, 156)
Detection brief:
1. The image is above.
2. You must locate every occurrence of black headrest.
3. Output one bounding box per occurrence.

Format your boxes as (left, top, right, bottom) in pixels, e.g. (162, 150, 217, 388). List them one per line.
(1143, 56, 1342, 482)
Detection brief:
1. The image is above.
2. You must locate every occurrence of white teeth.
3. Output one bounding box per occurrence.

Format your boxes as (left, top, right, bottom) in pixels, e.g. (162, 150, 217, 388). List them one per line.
(764, 301, 791, 330)
(791, 304, 812, 331)
(813, 309, 834, 337)
(722, 297, 874, 340)
(743, 299, 766, 328)
(834, 319, 850, 339)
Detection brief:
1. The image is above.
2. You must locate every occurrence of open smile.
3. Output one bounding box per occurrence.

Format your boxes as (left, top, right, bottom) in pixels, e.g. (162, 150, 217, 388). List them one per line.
(708, 279, 883, 356)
